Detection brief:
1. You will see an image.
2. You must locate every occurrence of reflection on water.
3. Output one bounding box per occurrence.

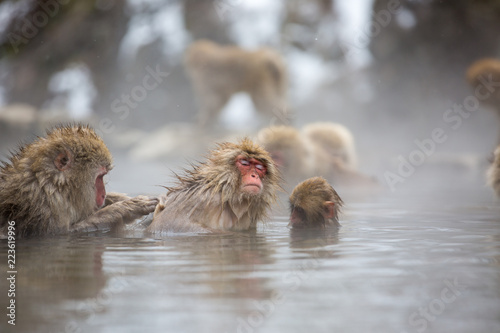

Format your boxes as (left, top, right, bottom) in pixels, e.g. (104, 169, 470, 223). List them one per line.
(1, 184, 500, 333)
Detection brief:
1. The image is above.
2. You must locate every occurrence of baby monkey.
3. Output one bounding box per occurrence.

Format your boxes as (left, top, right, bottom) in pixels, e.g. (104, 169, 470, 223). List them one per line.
(289, 177, 343, 228)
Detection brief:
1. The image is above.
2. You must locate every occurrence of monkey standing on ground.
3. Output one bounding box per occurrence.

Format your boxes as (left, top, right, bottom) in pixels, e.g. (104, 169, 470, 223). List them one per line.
(0, 125, 158, 237)
(147, 138, 280, 234)
(184, 39, 288, 129)
(289, 177, 343, 228)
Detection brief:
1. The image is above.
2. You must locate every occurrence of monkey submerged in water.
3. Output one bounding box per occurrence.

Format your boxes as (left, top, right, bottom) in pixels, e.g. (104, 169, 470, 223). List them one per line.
(147, 138, 280, 234)
(0, 124, 158, 237)
(289, 177, 343, 228)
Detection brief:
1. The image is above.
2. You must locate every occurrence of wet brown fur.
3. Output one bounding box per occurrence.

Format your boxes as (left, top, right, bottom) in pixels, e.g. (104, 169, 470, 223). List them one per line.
(147, 138, 280, 233)
(289, 177, 343, 228)
(0, 124, 158, 237)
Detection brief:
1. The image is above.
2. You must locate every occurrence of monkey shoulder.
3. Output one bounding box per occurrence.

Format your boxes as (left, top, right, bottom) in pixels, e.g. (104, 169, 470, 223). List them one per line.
(147, 210, 210, 234)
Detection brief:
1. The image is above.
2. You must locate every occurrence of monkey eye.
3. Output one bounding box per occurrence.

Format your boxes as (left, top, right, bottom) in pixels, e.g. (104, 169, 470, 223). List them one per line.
(239, 159, 250, 166)
(255, 164, 265, 171)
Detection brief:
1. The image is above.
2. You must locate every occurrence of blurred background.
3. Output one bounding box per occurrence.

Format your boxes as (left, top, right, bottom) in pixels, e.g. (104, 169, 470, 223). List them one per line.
(0, 0, 499, 194)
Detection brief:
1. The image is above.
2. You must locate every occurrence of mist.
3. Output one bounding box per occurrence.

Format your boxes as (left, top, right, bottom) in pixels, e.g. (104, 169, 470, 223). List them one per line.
(0, 0, 499, 195)
(1, 2, 500, 333)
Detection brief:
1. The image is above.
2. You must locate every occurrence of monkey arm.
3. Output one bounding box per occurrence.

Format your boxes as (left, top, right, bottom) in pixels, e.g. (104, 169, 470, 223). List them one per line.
(71, 195, 159, 233)
(104, 192, 131, 206)
(153, 194, 168, 219)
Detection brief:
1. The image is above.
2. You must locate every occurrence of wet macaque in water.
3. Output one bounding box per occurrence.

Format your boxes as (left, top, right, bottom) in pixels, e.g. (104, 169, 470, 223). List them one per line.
(487, 145, 500, 197)
(257, 124, 377, 189)
(184, 39, 288, 129)
(256, 125, 311, 187)
(147, 138, 280, 233)
(302, 122, 357, 169)
(466, 58, 500, 108)
(0, 125, 158, 237)
(466, 58, 500, 142)
(289, 177, 343, 228)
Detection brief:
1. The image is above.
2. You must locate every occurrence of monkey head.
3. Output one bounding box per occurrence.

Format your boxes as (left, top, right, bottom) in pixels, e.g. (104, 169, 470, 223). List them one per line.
(466, 58, 500, 107)
(200, 138, 280, 203)
(289, 177, 343, 228)
(256, 126, 310, 181)
(236, 156, 267, 195)
(37, 125, 113, 212)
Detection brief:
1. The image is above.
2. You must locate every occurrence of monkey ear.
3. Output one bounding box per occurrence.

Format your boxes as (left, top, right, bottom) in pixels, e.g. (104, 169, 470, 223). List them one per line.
(324, 201, 336, 219)
(54, 150, 73, 171)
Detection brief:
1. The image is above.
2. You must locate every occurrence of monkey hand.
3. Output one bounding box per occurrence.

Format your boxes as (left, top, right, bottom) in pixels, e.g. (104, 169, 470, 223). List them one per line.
(71, 196, 159, 233)
(153, 194, 167, 218)
(117, 195, 160, 223)
(104, 192, 132, 205)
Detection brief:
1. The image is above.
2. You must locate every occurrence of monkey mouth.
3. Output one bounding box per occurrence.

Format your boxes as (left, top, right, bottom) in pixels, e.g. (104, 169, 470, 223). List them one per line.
(244, 184, 261, 189)
(243, 184, 262, 193)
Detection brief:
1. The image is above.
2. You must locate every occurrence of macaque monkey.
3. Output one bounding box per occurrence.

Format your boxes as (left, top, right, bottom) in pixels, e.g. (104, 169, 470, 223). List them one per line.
(256, 125, 312, 187)
(289, 177, 343, 228)
(466, 58, 500, 143)
(487, 145, 500, 197)
(147, 138, 280, 233)
(257, 124, 377, 190)
(0, 125, 158, 237)
(184, 39, 288, 129)
(302, 122, 357, 169)
(466, 58, 500, 108)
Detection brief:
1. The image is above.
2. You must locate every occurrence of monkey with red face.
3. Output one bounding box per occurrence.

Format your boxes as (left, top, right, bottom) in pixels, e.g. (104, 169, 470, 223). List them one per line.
(0, 124, 158, 237)
(148, 138, 280, 234)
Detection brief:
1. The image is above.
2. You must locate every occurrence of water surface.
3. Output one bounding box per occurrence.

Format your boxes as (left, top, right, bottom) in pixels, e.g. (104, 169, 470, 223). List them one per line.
(1, 182, 499, 333)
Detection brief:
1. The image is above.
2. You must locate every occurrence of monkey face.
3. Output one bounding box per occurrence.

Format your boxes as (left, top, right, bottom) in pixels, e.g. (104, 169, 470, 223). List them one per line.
(94, 166, 108, 209)
(289, 204, 328, 228)
(236, 155, 267, 195)
(289, 205, 309, 228)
